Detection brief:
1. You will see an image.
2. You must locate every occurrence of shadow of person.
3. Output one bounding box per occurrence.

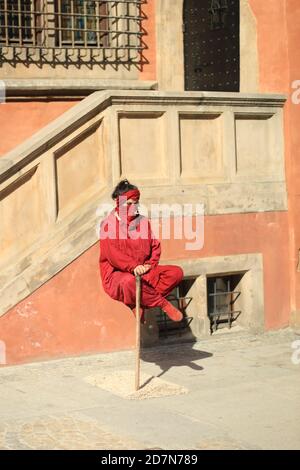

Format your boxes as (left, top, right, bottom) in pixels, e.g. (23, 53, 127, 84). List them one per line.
(140, 342, 213, 380)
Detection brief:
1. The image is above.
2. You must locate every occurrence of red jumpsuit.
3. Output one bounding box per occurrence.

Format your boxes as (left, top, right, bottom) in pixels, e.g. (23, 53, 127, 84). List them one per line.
(99, 211, 183, 310)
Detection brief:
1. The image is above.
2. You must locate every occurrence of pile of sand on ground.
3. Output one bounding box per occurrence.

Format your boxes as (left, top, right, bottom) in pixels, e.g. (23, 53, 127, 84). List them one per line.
(84, 370, 188, 400)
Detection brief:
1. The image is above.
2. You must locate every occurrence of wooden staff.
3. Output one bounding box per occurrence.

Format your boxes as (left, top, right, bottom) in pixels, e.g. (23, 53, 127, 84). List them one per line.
(135, 274, 141, 391)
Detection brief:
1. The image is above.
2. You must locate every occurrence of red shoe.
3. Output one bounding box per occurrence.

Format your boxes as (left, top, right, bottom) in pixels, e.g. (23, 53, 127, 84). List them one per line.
(161, 301, 183, 322)
(132, 307, 146, 324)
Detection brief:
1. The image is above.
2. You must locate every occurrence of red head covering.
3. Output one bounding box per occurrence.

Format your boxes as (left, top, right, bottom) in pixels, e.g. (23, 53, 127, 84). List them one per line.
(115, 188, 140, 224)
(115, 188, 140, 209)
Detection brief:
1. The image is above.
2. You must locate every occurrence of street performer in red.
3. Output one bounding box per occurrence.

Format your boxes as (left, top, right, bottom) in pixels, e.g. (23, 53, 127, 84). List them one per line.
(99, 179, 184, 322)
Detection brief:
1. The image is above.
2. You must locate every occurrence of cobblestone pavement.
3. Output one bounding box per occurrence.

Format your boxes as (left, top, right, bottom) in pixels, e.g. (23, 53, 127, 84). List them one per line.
(0, 328, 299, 450)
(0, 415, 143, 450)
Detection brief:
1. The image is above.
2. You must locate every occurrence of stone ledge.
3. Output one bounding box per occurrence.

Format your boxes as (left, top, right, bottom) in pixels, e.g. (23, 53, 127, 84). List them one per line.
(1, 79, 158, 100)
(0, 90, 287, 180)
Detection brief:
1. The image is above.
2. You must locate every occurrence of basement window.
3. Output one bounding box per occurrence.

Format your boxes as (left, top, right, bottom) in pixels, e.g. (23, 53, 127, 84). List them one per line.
(156, 278, 194, 338)
(207, 274, 242, 334)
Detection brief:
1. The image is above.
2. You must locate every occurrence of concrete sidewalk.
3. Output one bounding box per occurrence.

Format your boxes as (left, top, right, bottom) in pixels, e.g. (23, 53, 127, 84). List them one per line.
(0, 329, 299, 450)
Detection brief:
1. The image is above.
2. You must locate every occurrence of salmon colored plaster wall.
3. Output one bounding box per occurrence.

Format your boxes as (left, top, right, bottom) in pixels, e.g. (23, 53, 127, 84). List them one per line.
(0, 212, 290, 366)
(139, 0, 156, 81)
(284, 0, 300, 313)
(0, 243, 135, 366)
(249, 0, 289, 94)
(249, 0, 300, 317)
(161, 212, 290, 332)
(0, 101, 78, 157)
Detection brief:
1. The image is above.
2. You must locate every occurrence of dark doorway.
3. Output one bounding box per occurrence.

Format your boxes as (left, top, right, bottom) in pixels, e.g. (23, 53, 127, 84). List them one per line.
(183, 0, 240, 92)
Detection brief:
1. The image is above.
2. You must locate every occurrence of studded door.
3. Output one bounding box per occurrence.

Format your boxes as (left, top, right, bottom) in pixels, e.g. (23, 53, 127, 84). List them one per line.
(183, 0, 240, 92)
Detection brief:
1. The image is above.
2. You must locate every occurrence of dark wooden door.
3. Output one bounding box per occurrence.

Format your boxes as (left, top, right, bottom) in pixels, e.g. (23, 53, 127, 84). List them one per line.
(183, 0, 240, 92)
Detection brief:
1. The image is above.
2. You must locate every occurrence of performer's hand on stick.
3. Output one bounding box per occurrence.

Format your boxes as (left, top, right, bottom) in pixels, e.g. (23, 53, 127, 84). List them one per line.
(133, 264, 151, 276)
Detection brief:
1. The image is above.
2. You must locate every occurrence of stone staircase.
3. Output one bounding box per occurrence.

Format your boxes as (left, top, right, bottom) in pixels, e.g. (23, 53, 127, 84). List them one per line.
(0, 90, 286, 317)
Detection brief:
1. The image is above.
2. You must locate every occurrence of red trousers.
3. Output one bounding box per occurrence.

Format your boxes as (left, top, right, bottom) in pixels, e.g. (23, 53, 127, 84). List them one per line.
(109, 265, 183, 309)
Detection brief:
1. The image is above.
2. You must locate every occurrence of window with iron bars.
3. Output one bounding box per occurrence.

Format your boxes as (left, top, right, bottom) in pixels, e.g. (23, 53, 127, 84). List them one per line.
(0, 0, 145, 63)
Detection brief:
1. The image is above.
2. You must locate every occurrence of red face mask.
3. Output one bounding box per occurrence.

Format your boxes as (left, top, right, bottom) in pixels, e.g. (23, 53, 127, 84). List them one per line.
(116, 189, 140, 225)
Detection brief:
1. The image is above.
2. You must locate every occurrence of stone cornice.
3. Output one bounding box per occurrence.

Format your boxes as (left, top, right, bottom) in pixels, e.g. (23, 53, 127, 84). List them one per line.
(1, 79, 158, 100)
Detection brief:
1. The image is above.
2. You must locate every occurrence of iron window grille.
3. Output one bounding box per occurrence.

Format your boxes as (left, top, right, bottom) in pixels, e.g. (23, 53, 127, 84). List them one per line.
(0, 0, 146, 64)
(207, 276, 241, 334)
(157, 287, 193, 338)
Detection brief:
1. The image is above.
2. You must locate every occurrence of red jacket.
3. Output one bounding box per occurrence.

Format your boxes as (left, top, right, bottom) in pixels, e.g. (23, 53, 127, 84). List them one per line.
(99, 211, 161, 298)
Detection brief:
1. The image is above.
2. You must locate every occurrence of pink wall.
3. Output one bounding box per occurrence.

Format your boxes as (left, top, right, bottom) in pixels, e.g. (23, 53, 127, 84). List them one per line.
(0, 101, 78, 157)
(139, 0, 156, 81)
(0, 212, 290, 365)
(250, 0, 300, 318)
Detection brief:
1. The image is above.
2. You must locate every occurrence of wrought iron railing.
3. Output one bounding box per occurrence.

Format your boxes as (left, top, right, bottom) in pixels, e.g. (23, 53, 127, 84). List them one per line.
(0, 0, 146, 64)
